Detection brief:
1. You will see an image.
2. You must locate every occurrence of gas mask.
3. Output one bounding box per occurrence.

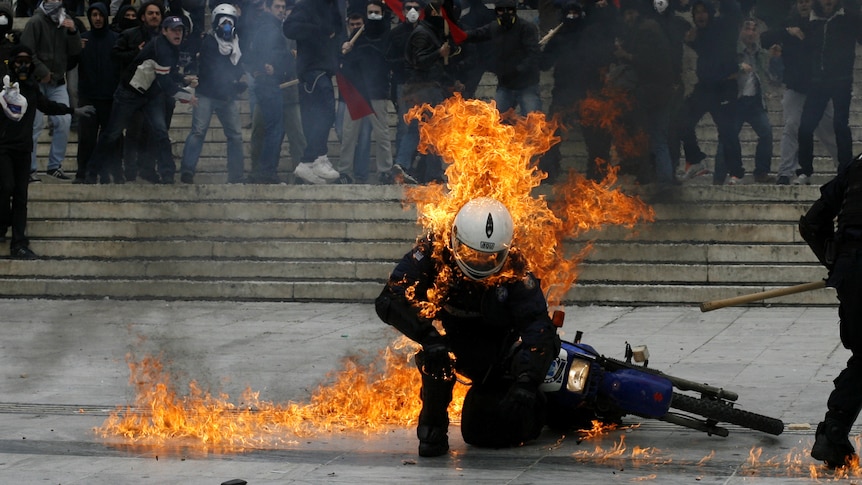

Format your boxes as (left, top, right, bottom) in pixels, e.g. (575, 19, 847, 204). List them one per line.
(405, 6, 420, 23)
(496, 8, 515, 29)
(217, 18, 235, 41)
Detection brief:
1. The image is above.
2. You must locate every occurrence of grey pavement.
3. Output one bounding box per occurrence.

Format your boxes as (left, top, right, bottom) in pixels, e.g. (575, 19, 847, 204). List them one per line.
(0, 299, 857, 483)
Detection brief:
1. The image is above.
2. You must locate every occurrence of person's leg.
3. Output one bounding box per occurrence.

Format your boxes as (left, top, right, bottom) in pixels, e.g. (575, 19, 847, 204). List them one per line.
(217, 99, 246, 183)
(254, 82, 285, 181)
(338, 113, 360, 176)
(815, 99, 839, 166)
(86, 89, 143, 182)
(180, 95, 215, 178)
(748, 99, 773, 177)
(516, 84, 542, 116)
(142, 94, 176, 183)
(370, 98, 393, 177)
(298, 71, 334, 163)
(76, 96, 100, 181)
(712, 85, 743, 180)
(778, 89, 804, 180)
(647, 102, 673, 185)
(0, 150, 14, 238)
(830, 82, 853, 173)
(679, 85, 709, 166)
(797, 88, 829, 178)
(8, 149, 32, 252)
(44, 84, 71, 172)
(282, 101, 307, 173)
(494, 86, 517, 115)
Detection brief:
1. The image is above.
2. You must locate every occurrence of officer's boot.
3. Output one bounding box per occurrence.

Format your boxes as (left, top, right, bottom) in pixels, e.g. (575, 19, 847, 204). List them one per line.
(811, 418, 856, 468)
(416, 374, 454, 458)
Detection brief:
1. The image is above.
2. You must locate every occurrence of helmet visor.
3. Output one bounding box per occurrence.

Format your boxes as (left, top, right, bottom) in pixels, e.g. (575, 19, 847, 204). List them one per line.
(452, 238, 508, 278)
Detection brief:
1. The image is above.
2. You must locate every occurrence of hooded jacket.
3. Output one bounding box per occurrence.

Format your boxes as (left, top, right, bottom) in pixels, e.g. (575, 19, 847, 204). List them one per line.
(801, 0, 862, 84)
(19, 5, 83, 83)
(79, 3, 120, 100)
(195, 31, 244, 101)
(111, 0, 163, 71)
(686, 0, 741, 86)
(466, 14, 540, 90)
(282, 0, 342, 77)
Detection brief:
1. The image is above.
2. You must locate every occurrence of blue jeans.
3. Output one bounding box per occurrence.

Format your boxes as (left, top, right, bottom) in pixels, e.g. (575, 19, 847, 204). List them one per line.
(494, 84, 541, 116)
(31, 82, 71, 172)
(298, 71, 334, 162)
(180, 95, 244, 182)
(254, 80, 285, 179)
(645, 102, 673, 184)
(87, 87, 174, 182)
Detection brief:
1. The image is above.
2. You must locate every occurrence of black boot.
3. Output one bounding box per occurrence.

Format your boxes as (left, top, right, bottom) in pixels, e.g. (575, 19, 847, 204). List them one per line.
(811, 419, 856, 468)
(417, 425, 449, 457)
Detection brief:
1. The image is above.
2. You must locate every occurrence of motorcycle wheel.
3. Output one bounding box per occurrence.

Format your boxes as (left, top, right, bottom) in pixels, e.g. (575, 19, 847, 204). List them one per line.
(670, 392, 784, 436)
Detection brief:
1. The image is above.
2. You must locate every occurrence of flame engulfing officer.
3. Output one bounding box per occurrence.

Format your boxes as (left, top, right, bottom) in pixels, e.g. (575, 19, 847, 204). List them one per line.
(799, 152, 862, 468)
(375, 197, 561, 457)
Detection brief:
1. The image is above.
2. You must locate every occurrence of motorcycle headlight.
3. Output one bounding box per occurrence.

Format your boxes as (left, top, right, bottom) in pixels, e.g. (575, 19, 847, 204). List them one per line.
(566, 359, 590, 393)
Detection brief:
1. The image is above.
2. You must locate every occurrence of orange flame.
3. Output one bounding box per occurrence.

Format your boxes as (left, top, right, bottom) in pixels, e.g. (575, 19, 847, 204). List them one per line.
(98, 339, 468, 452)
(578, 83, 648, 161)
(403, 94, 654, 309)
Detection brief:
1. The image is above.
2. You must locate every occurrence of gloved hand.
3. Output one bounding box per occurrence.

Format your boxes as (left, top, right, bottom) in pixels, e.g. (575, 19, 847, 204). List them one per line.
(74, 105, 96, 117)
(500, 378, 537, 417)
(233, 81, 247, 94)
(417, 340, 454, 381)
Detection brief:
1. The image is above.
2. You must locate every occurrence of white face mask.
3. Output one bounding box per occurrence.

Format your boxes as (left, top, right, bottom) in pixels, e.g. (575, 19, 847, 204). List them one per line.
(405, 8, 420, 22)
(367, 12, 383, 20)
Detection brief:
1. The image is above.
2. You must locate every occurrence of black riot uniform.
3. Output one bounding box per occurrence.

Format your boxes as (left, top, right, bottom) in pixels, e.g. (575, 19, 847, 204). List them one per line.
(375, 236, 560, 456)
(799, 153, 862, 467)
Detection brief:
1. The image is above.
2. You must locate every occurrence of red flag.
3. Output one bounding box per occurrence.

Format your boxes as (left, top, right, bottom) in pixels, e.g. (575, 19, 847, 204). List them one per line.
(336, 71, 374, 121)
(441, 7, 467, 45)
(383, 0, 406, 22)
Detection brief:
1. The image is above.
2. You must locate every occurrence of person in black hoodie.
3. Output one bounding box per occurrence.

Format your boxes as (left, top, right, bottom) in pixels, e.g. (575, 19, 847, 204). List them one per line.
(85, 16, 195, 184)
(0, 46, 93, 259)
(75, 2, 122, 184)
(282, 0, 343, 184)
(795, 0, 862, 183)
(677, 0, 743, 185)
(464, 0, 540, 115)
(179, 3, 246, 184)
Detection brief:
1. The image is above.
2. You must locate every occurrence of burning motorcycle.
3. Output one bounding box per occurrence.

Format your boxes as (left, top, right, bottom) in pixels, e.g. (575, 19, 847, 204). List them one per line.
(539, 328, 785, 437)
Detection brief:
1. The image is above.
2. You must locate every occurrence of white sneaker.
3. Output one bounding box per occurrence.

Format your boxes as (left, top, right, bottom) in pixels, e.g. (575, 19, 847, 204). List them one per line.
(311, 155, 340, 181)
(726, 175, 742, 186)
(682, 162, 710, 180)
(793, 174, 810, 185)
(294, 162, 327, 184)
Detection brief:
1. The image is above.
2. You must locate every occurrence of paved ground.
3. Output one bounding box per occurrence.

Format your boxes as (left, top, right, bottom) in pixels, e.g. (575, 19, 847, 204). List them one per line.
(0, 298, 858, 484)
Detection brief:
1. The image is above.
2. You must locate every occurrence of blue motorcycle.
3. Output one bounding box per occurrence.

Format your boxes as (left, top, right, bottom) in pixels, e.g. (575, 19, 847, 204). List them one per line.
(540, 329, 785, 437)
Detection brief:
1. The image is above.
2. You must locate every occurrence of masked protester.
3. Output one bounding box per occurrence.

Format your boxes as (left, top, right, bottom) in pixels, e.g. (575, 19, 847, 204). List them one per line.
(20, 0, 82, 183)
(800, 152, 862, 468)
(0, 46, 94, 259)
(384, 0, 423, 171)
(179, 3, 246, 184)
(462, 0, 541, 116)
(376, 197, 560, 457)
(111, 4, 139, 33)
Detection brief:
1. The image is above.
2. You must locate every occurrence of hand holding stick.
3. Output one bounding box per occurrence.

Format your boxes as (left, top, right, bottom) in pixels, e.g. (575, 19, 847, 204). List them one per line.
(342, 25, 365, 55)
(539, 22, 563, 47)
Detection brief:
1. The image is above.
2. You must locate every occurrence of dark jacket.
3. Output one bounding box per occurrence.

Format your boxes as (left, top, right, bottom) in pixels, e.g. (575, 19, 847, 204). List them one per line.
(385, 21, 415, 86)
(0, 76, 72, 151)
(195, 33, 244, 101)
(466, 16, 540, 90)
(111, 0, 163, 71)
(244, 11, 289, 86)
(621, 17, 674, 108)
(377, 237, 559, 386)
(19, 7, 82, 83)
(341, 22, 390, 101)
(687, 0, 741, 86)
(120, 33, 183, 97)
(801, 2, 862, 84)
(761, 11, 810, 92)
(282, 0, 342, 77)
(405, 18, 455, 86)
(79, 2, 120, 100)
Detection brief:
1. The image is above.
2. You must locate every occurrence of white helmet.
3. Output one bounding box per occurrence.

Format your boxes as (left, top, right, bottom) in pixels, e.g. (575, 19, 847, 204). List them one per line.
(451, 197, 514, 280)
(212, 3, 238, 37)
(653, 0, 669, 13)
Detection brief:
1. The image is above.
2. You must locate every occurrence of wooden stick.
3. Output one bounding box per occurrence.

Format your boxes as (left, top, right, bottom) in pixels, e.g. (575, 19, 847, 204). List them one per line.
(279, 79, 299, 89)
(539, 22, 563, 47)
(699, 280, 827, 312)
(342, 25, 365, 55)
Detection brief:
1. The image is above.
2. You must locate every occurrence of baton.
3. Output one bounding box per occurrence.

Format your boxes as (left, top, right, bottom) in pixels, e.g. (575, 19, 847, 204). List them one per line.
(539, 22, 563, 47)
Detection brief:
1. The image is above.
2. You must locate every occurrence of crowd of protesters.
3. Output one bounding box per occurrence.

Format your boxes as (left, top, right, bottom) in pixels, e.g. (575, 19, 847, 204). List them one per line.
(2, 0, 862, 257)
